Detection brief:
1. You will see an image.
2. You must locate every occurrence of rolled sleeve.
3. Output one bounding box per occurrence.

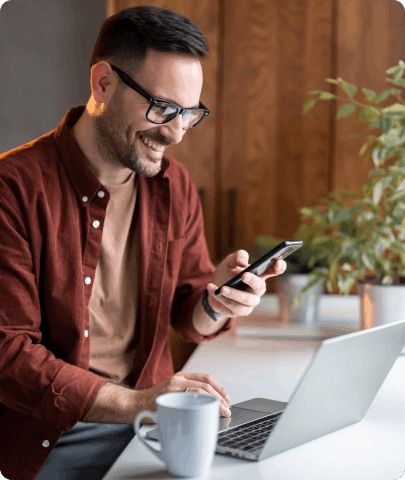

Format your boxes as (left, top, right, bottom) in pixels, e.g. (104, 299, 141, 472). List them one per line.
(31, 363, 106, 431)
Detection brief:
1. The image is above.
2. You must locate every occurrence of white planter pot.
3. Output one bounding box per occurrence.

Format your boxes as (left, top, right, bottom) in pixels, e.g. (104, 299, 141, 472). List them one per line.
(274, 274, 324, 325)
(358, 282, 405, 329)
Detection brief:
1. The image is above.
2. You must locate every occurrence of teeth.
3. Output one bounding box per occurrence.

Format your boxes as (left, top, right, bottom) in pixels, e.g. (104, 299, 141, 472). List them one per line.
(140, 135, 161, 152)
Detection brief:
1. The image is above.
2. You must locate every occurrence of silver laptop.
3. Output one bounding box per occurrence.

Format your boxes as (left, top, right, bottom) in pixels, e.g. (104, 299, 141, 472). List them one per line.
(146, 320, 405, 461)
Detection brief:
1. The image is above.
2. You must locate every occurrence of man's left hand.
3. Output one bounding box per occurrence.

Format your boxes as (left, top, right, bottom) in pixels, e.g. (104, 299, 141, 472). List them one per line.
(207, 250, 287, 318)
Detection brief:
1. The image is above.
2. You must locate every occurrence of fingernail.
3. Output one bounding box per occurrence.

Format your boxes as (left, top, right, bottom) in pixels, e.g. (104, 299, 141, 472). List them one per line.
(223, 287, 230, 294)
(222, 406, 231, 416)
(244, 273, 251, 281)
(225, 395, 231, 404)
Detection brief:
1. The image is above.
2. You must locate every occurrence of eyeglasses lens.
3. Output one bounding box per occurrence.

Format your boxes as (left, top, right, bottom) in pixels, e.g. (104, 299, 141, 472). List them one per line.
(148, 101, 205, 128)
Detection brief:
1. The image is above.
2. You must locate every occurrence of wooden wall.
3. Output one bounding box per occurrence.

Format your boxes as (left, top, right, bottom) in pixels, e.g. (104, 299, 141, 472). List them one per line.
(332, 0, 405, 191)
(105, 0, 405, 370)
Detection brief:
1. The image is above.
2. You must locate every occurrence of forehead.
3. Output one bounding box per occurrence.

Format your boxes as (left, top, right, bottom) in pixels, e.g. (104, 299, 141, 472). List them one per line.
(134, 49, 203, 108)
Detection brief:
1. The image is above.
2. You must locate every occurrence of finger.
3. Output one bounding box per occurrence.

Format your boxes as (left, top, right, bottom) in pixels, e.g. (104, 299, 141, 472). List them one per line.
(240, 272, 267, 296)
(180, 372, 231, 405)
(207, 284, 235, 316)
(226, 250, 250, 270)
(208, 283, 259, 310)
(186, 388, 231, 417)
(262, 259, 287, 277)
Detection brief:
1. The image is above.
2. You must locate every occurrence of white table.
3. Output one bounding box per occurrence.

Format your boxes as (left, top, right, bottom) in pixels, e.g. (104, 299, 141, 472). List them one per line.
(103, 295, 405, 480)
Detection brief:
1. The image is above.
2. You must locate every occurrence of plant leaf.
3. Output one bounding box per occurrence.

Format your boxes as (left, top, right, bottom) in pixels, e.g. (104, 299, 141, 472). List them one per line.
(337, 103, 357, 119)
(341, 82, 358, 97)
(369, 168, 386, 176)
(361, 253, 374, 269)
(380, 116, 393, 133)
(388, 189, 405, 203)
(373, 180, 383, 205)
(359, 143, 368, 155)
(325, 78, 339, 84)
(362, 88, 377, 102)
(383, 103, 405, 114)
(386, 65, 402, 74)
(303, 99, 317, 113)
(360, 106, 380, 123)
(386, 78, 405, 88)
(300, 207, 314, 217)
(374, 89, 392, 104)
(319, 92, 337, 100)
(372, 147, 380, 166)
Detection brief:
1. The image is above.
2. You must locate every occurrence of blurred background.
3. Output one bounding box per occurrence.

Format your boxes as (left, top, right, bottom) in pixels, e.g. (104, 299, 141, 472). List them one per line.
(1, 0, 405, 265)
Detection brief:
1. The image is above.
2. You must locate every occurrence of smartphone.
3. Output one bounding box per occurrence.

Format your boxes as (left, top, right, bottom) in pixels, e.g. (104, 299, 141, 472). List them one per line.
(214, 240, 303, 297)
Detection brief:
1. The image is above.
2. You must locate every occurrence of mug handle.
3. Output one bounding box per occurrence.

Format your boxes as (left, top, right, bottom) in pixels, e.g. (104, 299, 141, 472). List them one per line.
(134, 411, 164, 464)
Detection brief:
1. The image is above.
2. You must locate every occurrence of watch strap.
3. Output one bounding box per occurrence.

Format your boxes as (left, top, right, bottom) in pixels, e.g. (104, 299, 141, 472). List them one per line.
(202, 288, 224, 321)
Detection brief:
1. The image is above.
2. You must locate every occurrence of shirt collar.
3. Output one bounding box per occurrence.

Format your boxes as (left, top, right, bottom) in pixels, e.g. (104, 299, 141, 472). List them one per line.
(53, 105, 171, 205)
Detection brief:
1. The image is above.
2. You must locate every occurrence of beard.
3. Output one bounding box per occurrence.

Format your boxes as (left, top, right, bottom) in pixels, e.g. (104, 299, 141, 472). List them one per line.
(92, 85, 170, 178)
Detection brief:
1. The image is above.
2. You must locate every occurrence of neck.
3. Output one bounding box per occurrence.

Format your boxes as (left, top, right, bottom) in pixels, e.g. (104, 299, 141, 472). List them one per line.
(72, 104, 134, 186)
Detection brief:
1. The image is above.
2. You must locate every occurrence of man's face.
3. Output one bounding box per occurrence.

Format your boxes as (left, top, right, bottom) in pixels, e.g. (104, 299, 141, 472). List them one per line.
(93, 50, 203, 178)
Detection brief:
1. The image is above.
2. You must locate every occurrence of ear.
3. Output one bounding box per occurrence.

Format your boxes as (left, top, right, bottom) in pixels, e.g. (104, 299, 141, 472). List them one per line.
(90, 61, 118, 104)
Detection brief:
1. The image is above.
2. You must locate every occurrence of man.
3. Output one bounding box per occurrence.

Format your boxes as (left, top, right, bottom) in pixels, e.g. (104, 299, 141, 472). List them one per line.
(0, 5, 286, 480)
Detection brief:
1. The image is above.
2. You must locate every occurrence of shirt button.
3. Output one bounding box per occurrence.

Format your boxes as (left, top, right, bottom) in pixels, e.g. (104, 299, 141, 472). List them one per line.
(42, 440, 50, 448)
(84, 277, 92, 285)
(82, 196, 88, 202)
(84, 330, 89, 338)
(92, 220, 100, 228)
(97, 190, 105, 198)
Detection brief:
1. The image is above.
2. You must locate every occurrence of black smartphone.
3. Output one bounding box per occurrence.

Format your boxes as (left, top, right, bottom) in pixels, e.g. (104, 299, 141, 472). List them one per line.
(214, 240, 303, 297)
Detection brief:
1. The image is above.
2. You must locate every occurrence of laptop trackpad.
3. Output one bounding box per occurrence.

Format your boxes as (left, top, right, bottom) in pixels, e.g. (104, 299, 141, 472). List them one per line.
(218, 406, 271, 431)
(233, 398, 287, 414)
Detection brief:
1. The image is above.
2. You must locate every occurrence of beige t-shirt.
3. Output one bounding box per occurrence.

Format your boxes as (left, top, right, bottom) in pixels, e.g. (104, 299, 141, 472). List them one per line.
(88, 171, 139, 385)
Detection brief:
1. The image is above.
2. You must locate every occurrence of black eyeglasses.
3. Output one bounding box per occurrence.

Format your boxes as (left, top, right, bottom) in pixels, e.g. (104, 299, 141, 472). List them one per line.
(110, 64, 210, 130)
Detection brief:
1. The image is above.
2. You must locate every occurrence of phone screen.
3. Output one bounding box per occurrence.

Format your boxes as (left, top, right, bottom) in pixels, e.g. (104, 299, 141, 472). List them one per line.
(214, 240, 303, 297)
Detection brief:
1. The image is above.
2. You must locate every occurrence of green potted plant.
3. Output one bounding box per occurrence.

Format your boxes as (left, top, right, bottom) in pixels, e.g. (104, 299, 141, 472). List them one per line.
(253, 230, 333, 324)
(296, 60, 405, 328)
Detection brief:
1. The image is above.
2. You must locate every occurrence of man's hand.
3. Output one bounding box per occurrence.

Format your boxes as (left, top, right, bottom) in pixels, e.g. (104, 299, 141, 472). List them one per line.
(134, 372, 232, 422)
(207, 250, 287, 318)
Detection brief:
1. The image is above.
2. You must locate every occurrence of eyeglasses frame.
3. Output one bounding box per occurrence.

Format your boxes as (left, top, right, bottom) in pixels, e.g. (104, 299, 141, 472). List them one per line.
(109, 64, 210, 130)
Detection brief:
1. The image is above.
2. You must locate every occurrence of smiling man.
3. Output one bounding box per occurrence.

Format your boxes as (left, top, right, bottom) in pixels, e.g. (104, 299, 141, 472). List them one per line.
(0, 6, 285, 480)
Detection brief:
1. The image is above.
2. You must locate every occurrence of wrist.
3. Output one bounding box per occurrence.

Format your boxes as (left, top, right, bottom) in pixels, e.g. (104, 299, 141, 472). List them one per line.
(202, 288, 228, 321)
(81, 382, 140, 424)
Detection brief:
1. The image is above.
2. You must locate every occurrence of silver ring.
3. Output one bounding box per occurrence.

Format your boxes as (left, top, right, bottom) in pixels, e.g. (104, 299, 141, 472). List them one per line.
(185, 388, 190, 393)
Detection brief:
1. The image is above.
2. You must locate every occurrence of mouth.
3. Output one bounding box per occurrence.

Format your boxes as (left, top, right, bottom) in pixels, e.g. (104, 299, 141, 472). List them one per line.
(139, 134, 166, 154)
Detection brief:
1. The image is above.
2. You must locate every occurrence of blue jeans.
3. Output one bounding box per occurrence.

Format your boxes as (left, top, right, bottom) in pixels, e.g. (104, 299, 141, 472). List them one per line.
(34, 422, 135, 479)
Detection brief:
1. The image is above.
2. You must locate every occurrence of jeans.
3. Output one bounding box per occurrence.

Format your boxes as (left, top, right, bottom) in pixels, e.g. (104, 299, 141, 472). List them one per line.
(34, 422, 135, 480)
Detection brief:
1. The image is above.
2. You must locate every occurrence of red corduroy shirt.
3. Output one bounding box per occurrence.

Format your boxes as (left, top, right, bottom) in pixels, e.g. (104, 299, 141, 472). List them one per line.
(0, 106, 234, 480)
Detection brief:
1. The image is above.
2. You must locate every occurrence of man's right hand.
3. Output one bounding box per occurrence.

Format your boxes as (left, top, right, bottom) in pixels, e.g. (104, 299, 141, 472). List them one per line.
(81, 372, 232, 425)
(133, 371, 232, 423)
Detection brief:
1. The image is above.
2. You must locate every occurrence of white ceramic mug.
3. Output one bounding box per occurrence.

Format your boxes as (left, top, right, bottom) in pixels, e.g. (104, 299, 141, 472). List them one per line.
(134, 392, 220, 477)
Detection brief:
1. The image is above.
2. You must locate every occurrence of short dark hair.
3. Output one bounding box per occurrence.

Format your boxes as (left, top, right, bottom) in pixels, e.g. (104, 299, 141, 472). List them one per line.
(89, 5, 209, 75)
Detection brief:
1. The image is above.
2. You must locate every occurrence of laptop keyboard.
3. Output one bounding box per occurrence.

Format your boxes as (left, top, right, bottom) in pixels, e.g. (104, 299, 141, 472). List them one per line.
(217, 412, 283, 452)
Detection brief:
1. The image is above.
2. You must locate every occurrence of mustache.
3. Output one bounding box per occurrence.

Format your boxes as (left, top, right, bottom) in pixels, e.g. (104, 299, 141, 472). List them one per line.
(139, 130, 171, 147)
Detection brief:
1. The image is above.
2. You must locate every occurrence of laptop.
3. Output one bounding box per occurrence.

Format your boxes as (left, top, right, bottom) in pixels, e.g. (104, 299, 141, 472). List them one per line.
(146, 320, 405, 461)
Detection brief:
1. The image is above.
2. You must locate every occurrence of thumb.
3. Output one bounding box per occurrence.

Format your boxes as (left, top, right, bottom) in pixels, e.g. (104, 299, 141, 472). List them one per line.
(227, 252, 249, 270)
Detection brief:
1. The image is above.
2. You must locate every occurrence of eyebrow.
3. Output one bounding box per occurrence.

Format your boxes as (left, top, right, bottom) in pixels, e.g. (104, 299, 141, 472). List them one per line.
(157, 95, 200, 110)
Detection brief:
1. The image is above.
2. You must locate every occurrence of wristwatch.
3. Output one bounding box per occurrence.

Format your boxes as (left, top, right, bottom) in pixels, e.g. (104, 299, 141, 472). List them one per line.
(202, 288, 225, 321)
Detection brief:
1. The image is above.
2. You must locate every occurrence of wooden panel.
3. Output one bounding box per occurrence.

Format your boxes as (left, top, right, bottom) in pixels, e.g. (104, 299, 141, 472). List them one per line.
(220, 0, 334, 258)
(333, 0, 405, 191)
(107, 0, 220, 264)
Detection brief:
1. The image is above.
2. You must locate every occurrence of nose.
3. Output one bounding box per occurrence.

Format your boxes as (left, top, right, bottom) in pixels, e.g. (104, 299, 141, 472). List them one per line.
(157, 114, 185, 145)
